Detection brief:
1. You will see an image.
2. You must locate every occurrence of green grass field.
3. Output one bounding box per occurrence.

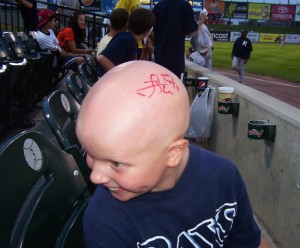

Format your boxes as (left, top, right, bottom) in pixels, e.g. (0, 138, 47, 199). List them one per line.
(185, 41, 300, 84)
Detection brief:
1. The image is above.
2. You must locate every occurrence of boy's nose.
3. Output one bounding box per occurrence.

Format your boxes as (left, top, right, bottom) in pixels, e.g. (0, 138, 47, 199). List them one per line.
(89, 167, 110, 185)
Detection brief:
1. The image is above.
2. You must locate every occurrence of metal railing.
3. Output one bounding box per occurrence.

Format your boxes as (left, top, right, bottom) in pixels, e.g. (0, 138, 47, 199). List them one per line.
(0, 0, 109, 48)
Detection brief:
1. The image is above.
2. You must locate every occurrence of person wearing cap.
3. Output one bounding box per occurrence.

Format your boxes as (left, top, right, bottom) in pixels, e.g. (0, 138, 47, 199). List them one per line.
(185, 47, 206, 67)
(231, 30, 253, 83)
(36, 9, 85, 70)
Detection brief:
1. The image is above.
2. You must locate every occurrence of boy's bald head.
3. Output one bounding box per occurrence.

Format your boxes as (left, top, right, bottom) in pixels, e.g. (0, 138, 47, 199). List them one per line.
(76, 61, 190, 152)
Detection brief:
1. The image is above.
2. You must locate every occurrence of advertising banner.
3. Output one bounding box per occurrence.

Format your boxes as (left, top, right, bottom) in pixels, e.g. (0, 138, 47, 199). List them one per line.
(259, 33, 285, 43)
(295, 5, 300, 21)
(248, 3, 271, 21)
(205, 0, 224, 14)
(230, 32, 260, 42)
(224, 2, 248, 19)
(271, 5, 295, 21)
(285, 34, 300, 44)
(192, 0, 203, 10)
(210, 31, 230, 41)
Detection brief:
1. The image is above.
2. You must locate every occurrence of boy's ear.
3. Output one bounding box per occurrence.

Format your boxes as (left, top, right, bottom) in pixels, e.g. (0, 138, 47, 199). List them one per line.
(167, 139, 189, 167)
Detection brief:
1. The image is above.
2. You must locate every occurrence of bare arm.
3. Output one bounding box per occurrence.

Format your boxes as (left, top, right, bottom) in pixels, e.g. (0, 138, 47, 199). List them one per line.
(188, 10, 207, 38)
(97, 55, 115, 71)
(139, 37, 153, 60)
(17, 0, 33, 9)
(67, 40, 93, 55)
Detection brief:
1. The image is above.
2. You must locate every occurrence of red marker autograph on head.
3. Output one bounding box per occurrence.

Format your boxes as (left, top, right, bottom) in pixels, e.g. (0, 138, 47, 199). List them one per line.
(136, 73, 180, 97)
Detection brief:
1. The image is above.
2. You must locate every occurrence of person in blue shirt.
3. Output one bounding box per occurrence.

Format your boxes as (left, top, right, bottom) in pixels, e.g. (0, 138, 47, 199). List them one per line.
(152, 0, 206, 79)
(76, 60, 261, 248)
(97, 8, 155, 76)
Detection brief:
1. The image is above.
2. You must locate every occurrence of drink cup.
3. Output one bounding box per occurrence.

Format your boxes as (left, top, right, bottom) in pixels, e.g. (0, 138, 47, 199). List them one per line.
(218, 87, 234, 102)
(197, 77, 209, 95)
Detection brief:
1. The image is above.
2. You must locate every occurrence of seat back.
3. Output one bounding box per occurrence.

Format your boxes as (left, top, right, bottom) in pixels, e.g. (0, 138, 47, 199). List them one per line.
(18, 31, 39, 56)
(86, 54, 97, 69)
(64, 71, 91, 104)
(43, 90, 81, 150)
(42, 90, 93, 191)
(0, 64, 10, 136)
(2, 31, 30, 59)
(3, 32, 47, 107)
(6, 59, 31, 127)
(25, 31, 58, 94)
(0, 131, 89, 248)
(77, 61, 99, 86)
(0, 35, 15, 62)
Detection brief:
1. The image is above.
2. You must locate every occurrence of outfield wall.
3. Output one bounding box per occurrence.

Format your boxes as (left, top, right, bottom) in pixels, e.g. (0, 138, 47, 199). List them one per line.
(185, 60, 300, 248)
(186, 31, 300, 43)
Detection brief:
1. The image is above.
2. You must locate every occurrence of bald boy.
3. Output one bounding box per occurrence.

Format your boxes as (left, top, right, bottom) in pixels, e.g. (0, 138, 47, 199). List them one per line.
(76, 61, 260, 247)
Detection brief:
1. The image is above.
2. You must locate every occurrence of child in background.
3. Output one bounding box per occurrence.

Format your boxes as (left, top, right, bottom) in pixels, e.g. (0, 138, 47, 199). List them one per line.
(36, 9, 85, 68)
(114, 0, 143, 58)
(76, 60, 261, 247)
(96, 8, 129, 56)
(57, 12, 94, 55)
(96, 8, 155, 76)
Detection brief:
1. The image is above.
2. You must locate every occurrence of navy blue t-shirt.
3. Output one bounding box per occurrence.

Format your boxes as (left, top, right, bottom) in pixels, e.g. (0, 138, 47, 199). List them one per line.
(98, 31, 138, 75)
(152, 0, 198, 78)
(83, 145, 261, 247)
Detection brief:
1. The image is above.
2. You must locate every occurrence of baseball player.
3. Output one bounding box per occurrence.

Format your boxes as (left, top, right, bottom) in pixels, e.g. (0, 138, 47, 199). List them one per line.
(231, 30, 253, 83)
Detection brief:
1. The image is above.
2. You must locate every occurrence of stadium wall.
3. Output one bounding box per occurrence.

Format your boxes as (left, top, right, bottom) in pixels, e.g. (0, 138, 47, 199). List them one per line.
(185, 60, 300, 248)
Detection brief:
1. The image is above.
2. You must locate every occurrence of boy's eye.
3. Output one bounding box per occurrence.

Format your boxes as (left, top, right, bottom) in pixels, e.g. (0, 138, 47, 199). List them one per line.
(111, 162, 124, 168)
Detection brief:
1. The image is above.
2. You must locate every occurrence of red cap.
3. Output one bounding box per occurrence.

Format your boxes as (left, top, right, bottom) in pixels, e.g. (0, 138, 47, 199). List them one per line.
(37, 9, 55, 28)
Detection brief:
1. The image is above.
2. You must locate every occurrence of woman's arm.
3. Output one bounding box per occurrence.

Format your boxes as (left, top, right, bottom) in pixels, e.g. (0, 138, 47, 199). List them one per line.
(67, 40, 93, 55)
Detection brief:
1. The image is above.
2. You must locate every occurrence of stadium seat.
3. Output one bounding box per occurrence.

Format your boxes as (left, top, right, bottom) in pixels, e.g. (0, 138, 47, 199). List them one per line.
(0, 131, 90, 248)
(77, 61, 99, 86)
(0, 35, 20, 63)
(64, 71, 91, 104)
(2, 31, 44, 107)
(0, 64, 9, 136)
(0, 32, 36, 127)
(86, 54, 97, 69)
(18, 31, 57, 97)
(42, 90, 93, 191)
